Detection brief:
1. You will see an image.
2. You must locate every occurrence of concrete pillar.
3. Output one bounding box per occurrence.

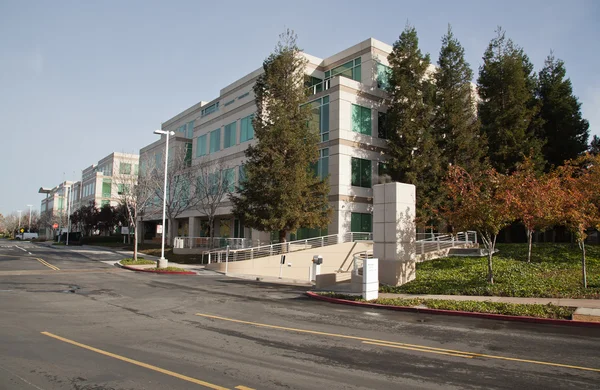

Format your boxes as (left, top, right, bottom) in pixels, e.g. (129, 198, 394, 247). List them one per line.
(189, 216, 197, 238)
(372, 182, 416, 286)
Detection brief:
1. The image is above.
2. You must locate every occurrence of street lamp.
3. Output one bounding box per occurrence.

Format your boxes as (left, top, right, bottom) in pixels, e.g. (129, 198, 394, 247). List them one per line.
(154, 129, 175, 268)
(17, 210, 22, 235)
(27, 205, 33, 233)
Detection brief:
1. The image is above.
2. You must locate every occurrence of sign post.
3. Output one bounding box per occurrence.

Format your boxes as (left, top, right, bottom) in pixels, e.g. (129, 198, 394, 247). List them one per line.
(363, 258, 379, 301)
(279, 255, 286, 278)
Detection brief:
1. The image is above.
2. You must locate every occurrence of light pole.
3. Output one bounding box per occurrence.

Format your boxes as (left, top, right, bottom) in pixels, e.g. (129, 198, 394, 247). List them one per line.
(27, 205, 33, 233)
(17, 210, 22, 236)
(66, 185, 72, 246)
(153, 129, 175, 268)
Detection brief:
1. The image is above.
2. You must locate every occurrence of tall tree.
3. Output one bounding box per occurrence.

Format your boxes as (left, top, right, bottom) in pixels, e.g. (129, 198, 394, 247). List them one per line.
(588, 135, 599, 155)
(386, 25, 441, 226)
(230, 30, 331, 243)
(537, 53, 590, 169)
(477, 27, 544, 173)
(434, 25, 487, 175)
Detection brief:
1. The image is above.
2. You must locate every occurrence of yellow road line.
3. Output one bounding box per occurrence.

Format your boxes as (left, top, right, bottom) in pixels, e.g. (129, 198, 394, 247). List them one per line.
(0, 253, 59, 270)
(41, 332, 231, 389)
(362, 341, 473, 359)
(195, 313, 600, 373)
(235, 386, 256, 390)
(36, 258, 60, 270)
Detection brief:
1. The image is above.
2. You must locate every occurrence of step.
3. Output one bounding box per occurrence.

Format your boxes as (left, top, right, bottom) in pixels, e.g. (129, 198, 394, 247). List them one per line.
(572, 307, 600, 323)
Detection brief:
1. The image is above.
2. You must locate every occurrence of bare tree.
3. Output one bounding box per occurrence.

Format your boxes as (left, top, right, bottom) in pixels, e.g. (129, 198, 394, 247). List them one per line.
(145, 142, 200, 245)
(194, 157, 236, 245)
(114, 161, 155, 261)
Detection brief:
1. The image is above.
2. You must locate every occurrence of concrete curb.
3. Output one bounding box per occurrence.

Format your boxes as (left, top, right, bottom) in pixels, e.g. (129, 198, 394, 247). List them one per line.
(305, 292, 600, 328)
(119, 264, 196, 275)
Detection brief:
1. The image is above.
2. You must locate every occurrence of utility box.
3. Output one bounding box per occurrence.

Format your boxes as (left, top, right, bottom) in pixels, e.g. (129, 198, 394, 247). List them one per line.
(363, 258, 379, 301)
(310, 255, 323, 282)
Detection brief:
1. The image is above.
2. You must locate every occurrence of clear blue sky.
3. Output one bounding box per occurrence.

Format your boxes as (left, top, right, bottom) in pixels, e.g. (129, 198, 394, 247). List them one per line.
(1, 0, 598, 216)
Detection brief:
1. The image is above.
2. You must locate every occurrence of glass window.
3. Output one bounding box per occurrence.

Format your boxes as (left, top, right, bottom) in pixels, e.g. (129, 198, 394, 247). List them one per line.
(351, 104, 372, 136)
(238, 92, 250, 99)
(351, 213, 372, 233)
(313, 148, 329, 180)
(223, 168, 235, 193)
(209, 129, 221, 153)
(224, 121, 237, 149)
(186, 120, 195, 138)
(134, 164, 138, 175)
(378, 111, 388, 139)
(102, 179, 112, 197)
(376, 63, 391, 91)
(351, 157, 371, 188)
(240, 115, 254, 142)
(119, 163, 132, 175)
(325, 57, 361, 82)
(184, 143, 192, 167)
(196, 134, 207, 157)
(307, 96, 330, 142)
(201, 102, 219, 117)
(155, 152, 162, 169)
(238, 165, 246, 191)
(224, 99, 235, 106)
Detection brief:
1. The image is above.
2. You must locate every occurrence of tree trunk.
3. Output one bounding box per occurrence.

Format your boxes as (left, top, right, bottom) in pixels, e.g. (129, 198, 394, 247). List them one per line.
(133, 229, 138, 261)
(208, 217, 214, 249)
(279, 230, 287, 243)
(527, 229, 533, 263)
(581, 239, 587, 288)
(487, 234, 496, 284)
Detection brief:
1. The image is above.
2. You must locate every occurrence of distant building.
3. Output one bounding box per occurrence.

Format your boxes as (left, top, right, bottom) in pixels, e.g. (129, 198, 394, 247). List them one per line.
(39, 152, 139, 238)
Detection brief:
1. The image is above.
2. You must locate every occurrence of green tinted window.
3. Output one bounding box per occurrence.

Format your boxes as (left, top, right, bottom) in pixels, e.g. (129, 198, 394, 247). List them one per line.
(351, 213, 372, 232)
(351, 157, 371, 188)
(196, 134, 207, 157)
(240, 115, 254, 142)
(351, 104, 372, 136)
(224, 121, 237, 148)
(209, 129, 221, 153)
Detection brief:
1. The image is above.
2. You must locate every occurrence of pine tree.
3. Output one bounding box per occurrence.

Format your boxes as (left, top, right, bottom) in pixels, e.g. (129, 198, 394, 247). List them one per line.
(434, 25, 487, 176)
(590, 135, 600, 155)
(229, 30, 331, 243)
(538, 53, 590, 169)
(386, 25, 441, 226)
(477, 27, 544, 174)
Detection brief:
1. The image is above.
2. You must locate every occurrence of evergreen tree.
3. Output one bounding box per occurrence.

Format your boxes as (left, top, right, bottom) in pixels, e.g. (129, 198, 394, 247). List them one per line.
(386, 25, 441, 225)
(477, 27, 544, 173)
(230, 30, 331, 243)
(538, 53, 590, 169)
(590, 135, 600, 155)
(434, 25, 487, 175)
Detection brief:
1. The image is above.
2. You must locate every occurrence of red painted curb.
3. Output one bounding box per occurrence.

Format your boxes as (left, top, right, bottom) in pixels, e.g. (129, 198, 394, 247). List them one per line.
(305, 292, 600, 328)
(120, 264, 196, 275)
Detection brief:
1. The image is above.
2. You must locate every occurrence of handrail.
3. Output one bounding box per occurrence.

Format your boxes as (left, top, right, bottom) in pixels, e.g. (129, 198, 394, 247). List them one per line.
(173, 236, 254, 250)
(415, 231, 477, 254)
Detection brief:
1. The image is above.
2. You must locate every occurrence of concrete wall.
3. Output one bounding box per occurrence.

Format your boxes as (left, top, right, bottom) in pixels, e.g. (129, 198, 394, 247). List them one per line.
(205, 241, 373, 281)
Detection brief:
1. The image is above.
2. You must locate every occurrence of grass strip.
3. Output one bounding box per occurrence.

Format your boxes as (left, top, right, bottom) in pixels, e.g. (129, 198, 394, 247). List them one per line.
(316, 292, 575, 320)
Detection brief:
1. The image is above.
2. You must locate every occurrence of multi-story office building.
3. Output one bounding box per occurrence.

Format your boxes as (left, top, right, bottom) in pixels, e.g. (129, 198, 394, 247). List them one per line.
(138, 38, 396, 244)
(79, 152, 140, 209)
(39, 152, 139, 237)
(38, 180, 75, 238)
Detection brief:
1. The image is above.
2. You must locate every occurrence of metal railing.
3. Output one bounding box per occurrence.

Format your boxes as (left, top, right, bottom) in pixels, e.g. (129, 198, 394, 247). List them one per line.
(173, 236, 254, 250)
(306, 79, 331, 96)
(416, 231, 477, 254)
(205, 232, 373, 264)
(351, 250, 373, 275)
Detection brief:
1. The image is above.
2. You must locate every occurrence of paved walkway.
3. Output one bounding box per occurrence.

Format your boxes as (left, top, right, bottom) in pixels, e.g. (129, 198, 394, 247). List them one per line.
(378, 293, 600, 308)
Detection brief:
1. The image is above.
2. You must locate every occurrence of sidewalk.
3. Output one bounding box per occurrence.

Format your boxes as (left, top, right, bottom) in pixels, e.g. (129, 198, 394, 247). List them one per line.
(378, 293, 600, 309)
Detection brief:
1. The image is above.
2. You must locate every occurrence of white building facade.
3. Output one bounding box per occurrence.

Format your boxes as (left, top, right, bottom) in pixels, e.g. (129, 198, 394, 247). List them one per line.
(138, 38, 394, 244)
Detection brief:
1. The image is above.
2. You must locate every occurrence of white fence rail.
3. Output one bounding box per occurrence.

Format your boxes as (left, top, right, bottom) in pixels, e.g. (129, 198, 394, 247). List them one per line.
(173, 237, 254, 250)
(415, 231, 477, 255)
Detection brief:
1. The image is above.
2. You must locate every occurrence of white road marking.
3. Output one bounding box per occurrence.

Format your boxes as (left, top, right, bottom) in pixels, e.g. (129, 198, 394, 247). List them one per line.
(15, 246, 28, 252)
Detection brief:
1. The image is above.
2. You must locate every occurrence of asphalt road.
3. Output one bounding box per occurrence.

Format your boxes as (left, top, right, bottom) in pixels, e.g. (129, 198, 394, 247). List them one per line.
(0, 238, 599, 390)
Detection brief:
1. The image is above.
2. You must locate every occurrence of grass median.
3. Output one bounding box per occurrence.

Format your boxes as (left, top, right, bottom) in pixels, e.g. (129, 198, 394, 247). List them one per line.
(317, 292, 575, 320)
(120, 257, 155, 266)
(383, 243, 600, 299)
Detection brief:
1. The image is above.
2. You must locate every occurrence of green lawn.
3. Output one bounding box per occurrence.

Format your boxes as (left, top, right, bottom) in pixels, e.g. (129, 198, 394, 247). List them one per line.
(383, 243, 600, 299)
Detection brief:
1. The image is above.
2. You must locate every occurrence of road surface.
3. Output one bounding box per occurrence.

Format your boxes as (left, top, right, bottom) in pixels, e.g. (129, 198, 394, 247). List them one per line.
(0, 239, 599, 389)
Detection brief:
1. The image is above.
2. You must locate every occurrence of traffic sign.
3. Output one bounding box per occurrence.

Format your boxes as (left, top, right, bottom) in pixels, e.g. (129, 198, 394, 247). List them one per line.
(52, 223, 58, 229)
(20, 228, 24, 233)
